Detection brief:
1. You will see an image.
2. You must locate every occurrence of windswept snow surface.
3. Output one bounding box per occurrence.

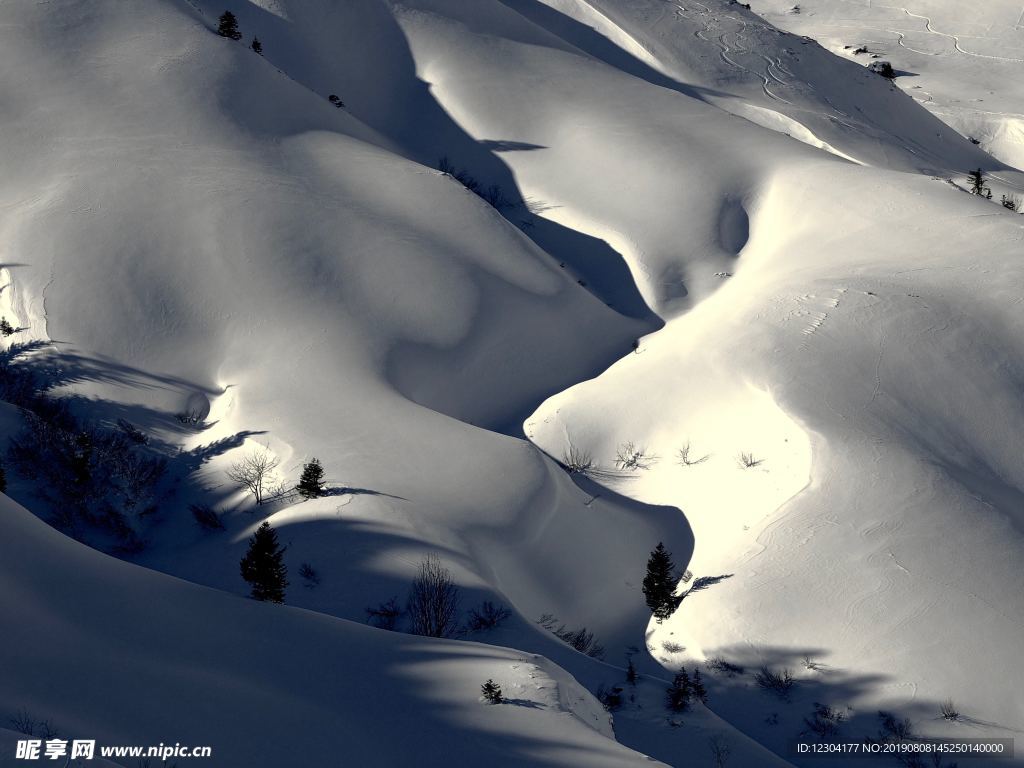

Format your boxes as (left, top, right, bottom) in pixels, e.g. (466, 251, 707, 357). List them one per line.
(1, 0, 1023, 765)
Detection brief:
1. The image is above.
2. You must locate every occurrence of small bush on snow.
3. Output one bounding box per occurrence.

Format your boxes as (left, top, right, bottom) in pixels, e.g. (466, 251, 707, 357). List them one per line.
(481, 679, 503, 704)
(466, 601, 511, 631)
(755, 667, 795, 699)
(803, 702, 846, 741)
(614, 441, 658, 471)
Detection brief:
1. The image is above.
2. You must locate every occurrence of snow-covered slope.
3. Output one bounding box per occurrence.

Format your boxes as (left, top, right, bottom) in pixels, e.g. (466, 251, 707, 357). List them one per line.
(2, 0, 1022, 765)
(0, 494, 659, 768)
(753, 0, 1024, 170)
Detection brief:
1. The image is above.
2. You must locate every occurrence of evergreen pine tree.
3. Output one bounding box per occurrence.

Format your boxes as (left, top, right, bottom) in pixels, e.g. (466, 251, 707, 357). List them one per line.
(626, 657, 638, 685)
(251, 37, 262, 55)
(968, 168, 987, 196)
(240, 521, 288, 602)
(0, 461, 7, 494)
(642, 542, 680, 621)
(481, 679, 503, 704)
(691, 668, 707, 703)
(217, 11, 242, 40)
(296, 458, 326, 499)
(666, 668, 692, 712)
(0, 317, 15, 336)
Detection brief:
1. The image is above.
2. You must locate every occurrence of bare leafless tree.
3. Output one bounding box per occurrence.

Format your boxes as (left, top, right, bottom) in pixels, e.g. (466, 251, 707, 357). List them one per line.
(677, 440, 710, 466)
(737, 451, 764, 469)
(407, 553, 460, 638)
(226, 445, 280, 505)
(709, 736, 732, 768)
(614, 441, 658, 471)
(562, 442, 594, 474)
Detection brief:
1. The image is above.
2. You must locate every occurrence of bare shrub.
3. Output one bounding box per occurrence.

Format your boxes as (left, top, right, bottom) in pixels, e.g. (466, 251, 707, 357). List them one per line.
(538, 614, 605, 659)
(562, 443, 594, 475)
(596, 684, 624, 711)
(37, 719, 58, 739)
(802, 654, 821, 671)
(190, 504, 224, 531)
(407, 554, 461, 638)
(868, 711, 928, 767)
(226, 445, 280, 505)
(614, 441, 659, 471)
(804, 702, 845, 740)
(877, 711, 915, 742)
(709, 736, 732, 768)
(467, 601, 511, 631)
(9, 709, 36, 735)
(299, 562, 321, 587)
(8, 410, 165, 545)
(557, 626, 605, 659)
(677, 441, 711, 466)
(437, 156, 514, 211)
(366, 596, 403, 631)
(755, 667, 794, 699)
(174, 409, 205, 427)
(940, 699, 960, 721)
(737, 452, 764, 469)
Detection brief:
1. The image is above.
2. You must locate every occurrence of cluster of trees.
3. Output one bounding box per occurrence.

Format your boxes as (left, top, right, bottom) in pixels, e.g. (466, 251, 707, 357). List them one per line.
(965, 168, 1024, 212)
(225, 450, 327, 505)
(666, 667, 708, 711)
(217, 12, 346, 108)
(217, 11, 260, 53)
(7, 404, 166, 549)
(968, 168, 992, 199)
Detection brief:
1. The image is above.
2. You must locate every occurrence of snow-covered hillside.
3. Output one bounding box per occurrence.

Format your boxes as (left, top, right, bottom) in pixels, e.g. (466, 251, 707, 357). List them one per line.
(754, 0, 1024, 169)
(1, 0, 1021, 765)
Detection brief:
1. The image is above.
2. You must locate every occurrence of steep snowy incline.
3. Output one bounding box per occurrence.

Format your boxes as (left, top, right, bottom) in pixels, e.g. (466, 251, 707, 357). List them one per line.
(491, 0, 1003, 174)
(0, 494, 663, 768)
(753, 0, 1024, 170)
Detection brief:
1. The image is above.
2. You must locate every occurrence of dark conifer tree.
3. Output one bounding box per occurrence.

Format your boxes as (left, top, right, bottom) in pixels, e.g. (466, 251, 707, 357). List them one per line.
(0, 461, 7, 494)
(968, 168, 987, 196)
(296, 458, 326, 499)
(626, 656, 638, 685)
(251, 37, 262, 55)
(240, 521, 288, 602)
(0, 317, 14, 336)
(691, 668, 708, 703)
(666, 668, 692, 712)
(643, 542, 680, 621)
(328, 94, 345, 108)
(481, 679, 503, 704)
(217, 11, 242, 40)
